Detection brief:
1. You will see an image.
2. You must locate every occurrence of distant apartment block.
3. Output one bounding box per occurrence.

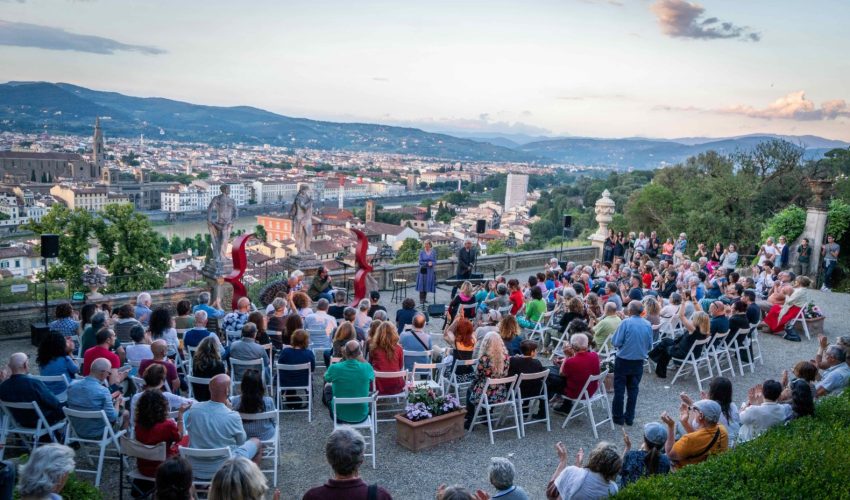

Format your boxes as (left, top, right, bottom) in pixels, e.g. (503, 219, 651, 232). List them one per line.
(504, 173, 528, 212)
(50, 184, 114, 212)
(161, 181, 249, 213)
(256, 214, 293, 242)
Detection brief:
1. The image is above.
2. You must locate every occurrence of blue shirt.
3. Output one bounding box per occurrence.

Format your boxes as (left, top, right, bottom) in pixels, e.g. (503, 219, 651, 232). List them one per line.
(710, 315, 730, 335)
(67, 376, 117, 439)
(399, 331, 432, 371)
(193, 303, 225, 319)
(48, 317, 79, 337)
(184, 328, 215, 348)
(611, 316, 653, 361)
(277, 348, 316, 388)
(0, 374, 64, 427)
(135, 305, 153, 326)
(38, 356, 79, 395)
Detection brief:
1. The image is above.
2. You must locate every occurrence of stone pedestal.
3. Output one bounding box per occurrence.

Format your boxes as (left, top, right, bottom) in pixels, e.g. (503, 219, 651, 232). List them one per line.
(588, 189, 615, 258)
(802, 206, 828, 281)
(201, 261, 230, 305)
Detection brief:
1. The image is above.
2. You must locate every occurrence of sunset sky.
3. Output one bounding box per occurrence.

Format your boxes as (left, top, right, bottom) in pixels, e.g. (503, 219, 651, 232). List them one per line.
(2, 0, 849, 140)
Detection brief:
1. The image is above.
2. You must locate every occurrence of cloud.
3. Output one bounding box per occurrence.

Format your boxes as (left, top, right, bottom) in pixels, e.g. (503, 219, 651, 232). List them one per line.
(371, 77, 390, 82)
(0, 19, 165, 55)
(650, 0, 760, 42)
(719, 91, 850, 121)
(393, 115, 552, 136)
(656, 92, 850, 121)
(557, 93, 629, 101)
(577, 0, 624, 6)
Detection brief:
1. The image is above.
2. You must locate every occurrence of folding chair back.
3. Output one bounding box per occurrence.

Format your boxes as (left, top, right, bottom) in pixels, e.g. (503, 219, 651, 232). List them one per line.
(307, 328, 331, 349)
(31, 374, 71, 403)
(515, 370, 551, 435)
(229, 357, 266, 390)
(467, 375, 521, 444)
(63, 407, 125, 486)
(561, 369, 613, 438)
(0, 399, 65, 460)
(402, 349, 432, 371)
(331, 394, 377, 468)
(119, 436, 166, 499)
(178, 446, 232, 485)
(445, 358, 478, 397)
(670, 335, 714, 392)
(225, 329, 242, 345)
(186, 375, 212, 400)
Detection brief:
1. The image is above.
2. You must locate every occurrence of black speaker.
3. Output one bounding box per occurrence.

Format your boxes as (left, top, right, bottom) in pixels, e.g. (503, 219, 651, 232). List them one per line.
(31, 323, 50, 347)
(41, 234, 59, 258)
(563, 215, 573, 229)
(476, 219, 486, 234)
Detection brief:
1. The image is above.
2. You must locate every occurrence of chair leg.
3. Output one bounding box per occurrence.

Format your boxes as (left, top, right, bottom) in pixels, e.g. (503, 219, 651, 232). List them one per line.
(512, 402, 521, 440)
(486, 406, 495, 445)
(587, 401, 598, 439)
(95, 442, 107, 487)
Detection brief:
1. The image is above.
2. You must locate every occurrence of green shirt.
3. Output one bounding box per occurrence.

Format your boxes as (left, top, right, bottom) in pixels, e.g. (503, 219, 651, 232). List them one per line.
(592, 315, 622, 348)
(324, 359, 375, 423)
(524, 299, 546, 323)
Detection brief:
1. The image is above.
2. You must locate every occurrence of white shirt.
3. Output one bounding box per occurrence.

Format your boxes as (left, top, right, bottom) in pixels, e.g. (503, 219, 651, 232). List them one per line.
(304, 311, 338, 336)
(758, 245, 777, 266)
(738, 401, 786, 443)
(125, 344, 153, 364)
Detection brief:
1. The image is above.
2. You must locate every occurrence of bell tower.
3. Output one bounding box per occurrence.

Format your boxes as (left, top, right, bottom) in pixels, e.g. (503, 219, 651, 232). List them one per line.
(92, 117, 106, 170)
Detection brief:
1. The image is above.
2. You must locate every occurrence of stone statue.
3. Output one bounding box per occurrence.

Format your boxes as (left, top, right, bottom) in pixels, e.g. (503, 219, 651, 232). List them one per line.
(207, 184, 237, 271)
(289, 184, 313, 254)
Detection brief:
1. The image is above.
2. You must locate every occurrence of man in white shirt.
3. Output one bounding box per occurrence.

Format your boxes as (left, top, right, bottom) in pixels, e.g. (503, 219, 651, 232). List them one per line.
(304, 298, 338, 336)
(816, 346, 850, 398)
(125, 324, 153, 373)
(738, 379, 786, 443)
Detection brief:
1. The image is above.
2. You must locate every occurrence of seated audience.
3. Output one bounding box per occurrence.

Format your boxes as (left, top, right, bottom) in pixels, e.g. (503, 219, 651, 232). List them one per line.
(487, 457, 529, 499)
(0, 353, 64, 427)
(681, 377, 740, 446)
(464, 332, 511, 429)
(183, 310, 224, 355)
(355, 299, 372, 331)
(48, 302, 79, 340)
(738, 379, 786, 443)
(130, 363, 192, 419)
(592, 302, 621, 349)
(663, 399, 728, 469)
(448, 282, 478, 322)
(36, 332, 79, 396)
(191, 336, 227, 402)
(367, 290, 387, 318)
(208, 456, 270, 500)
(783, 378, 815, 421)
(81, 328, 128, 388)
(302, 427, 392, 500)
(323, 341, 375, 424)
(17, 444, 76, 500)
(277, 329, 315, 409)
(649, 301, 709, 378)
(399, 313, 433, 371)
(228, 322, 271, 381)
(80, 311, 109, 354)
(281, 313, 305, 346)
(155, 456, 194, 500)
(305, 298, 338, 336)
(395, 298, 417, 332)
(185, 374, 262, 480)
(266, 297, 289, 336)
(222, 297, 252, 336)
(291, 291, 313, 320)
(308, 266, 334, 302)
(174, 299, 195, 331)
(508, 340, 545, 419)
(551, 334, 600, 414)
(126, 324, 154, 372)
(445, 314, 476, 363)
(135, 292, 154, 327)
(499, 315, 523, 356)
(67, 357, 129, 438)
(139, 340, 181, 395)
(115, 304, 143, 344)
(547, 441, 621, 499)
(247, 310, 271, 346)
(815, 345, 850, 398)
(231, 369, 276, 441)
(192, 291, 225, 319)
(508, 279, 524, 315)
(134, 389, 190, 478)
(619, 422, 671, 487)
(327, 291, 348, 320)
(517, 286, 546, 329)
(149, 307, 180, 357)
(369, 322, 405, 395)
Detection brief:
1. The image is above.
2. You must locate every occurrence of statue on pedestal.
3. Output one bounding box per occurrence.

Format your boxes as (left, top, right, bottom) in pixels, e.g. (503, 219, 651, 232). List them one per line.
(206, 185, 237, 275)
(290, 185, 314, 255)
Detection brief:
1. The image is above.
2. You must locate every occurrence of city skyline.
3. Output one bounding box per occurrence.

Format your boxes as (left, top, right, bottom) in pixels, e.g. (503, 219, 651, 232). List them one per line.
(2, 0, 850, 141)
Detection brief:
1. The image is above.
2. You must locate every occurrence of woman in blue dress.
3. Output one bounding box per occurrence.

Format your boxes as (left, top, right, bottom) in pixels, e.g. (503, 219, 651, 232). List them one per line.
(417, 239, 437, 305)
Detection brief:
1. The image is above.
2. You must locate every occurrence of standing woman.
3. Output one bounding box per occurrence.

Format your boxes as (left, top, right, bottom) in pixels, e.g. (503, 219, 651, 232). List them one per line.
(416, 239, 437, 305)
(603, 229, 616, 264)
(613, 231, 626, 261)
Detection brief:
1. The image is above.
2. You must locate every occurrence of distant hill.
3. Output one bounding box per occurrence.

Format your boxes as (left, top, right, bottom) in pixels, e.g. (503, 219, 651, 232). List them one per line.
(1, 81, 847, 168)
(0, 82, 536, 162)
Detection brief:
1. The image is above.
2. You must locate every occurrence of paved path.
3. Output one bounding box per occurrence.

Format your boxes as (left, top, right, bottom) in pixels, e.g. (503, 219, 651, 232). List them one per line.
(1, 275, 847, 499)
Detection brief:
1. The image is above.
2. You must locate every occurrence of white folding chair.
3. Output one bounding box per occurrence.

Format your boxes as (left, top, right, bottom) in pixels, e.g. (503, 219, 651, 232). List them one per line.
(560, 370, 614, 439)
(186, 375, 212, 400)
(119, 436, 166, 499)
(402, 349, 432, 372)
(444, 359, 478, 399)
(63, 408, 126, 487)
(185, 345, 199, 375)
(225, 329, 242, 345)
(749, 324, 764, 365)
(708, 331, 735, 378)
(332, 394, 378, 468)
(0, 400, 66, 460)
(515, 370, 551, 436)
(467, 375, 521, 444)
(727, 328, 755, 376)
(525, 310, 555, 344)
(670, 336, 714, 392)
(178, 446, 232, 491)
(410, 361, 447, 395)
(31, 374, 71, 404)
(239, 410, 279, 487)
(497, 305, 514, 316)
(787, 308, 811, 340)
(276, 363, 313, 421)
(229, 357, 267, 394)
(307, 328, 332, 350)
(549, 328, 571, 360)
(372, 370, 409, 429)
(68, 334, 83, 358)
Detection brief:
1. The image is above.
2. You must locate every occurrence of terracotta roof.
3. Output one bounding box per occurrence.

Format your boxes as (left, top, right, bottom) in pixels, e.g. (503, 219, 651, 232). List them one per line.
(363, 221, 406, 236)
(310, 239, 343, 256)
(0, 151, 84, 161)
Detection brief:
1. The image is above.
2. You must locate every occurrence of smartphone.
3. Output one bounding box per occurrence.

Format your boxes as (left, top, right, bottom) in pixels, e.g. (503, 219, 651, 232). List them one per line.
(117, 365, 132, 373)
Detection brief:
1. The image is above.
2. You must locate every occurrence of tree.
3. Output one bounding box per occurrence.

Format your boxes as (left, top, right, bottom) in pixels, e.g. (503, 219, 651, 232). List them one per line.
(761, 206, 806, 243)
(94, 204, 169, 293)
(182, 236, 196, 254)
(169, 235, 184, 255)
(393, 238, 422, 264)
(25, 205, 98, 289)
(255, 224, 267, 242)
(487, 239, 506, 255)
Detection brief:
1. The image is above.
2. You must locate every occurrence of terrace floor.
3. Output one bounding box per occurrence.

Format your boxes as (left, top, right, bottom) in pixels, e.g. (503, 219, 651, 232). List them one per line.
(0, 271, 847, 499)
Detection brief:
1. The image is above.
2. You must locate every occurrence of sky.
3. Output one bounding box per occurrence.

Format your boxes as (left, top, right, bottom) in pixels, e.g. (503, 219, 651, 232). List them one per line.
(1, 0, 850, 141)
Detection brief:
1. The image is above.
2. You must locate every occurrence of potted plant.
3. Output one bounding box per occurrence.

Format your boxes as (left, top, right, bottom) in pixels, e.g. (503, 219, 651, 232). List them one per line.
(81, 264, 108, 300)
(394, 383, 465, 452)
(795, 302, 825, 336)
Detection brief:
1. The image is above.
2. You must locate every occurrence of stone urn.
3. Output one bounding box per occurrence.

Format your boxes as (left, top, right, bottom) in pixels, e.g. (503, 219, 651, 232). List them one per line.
(87, 285, 104, 301)
(807, 179, 833, 210)
(81, 265, 108, 302)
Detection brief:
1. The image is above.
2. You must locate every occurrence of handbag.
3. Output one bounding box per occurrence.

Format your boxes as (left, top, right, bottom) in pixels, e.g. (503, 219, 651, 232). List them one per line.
(420, 266, 428, 275)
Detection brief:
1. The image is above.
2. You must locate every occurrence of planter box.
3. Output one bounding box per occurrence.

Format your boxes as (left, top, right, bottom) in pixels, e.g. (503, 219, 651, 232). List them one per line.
(794, 316, 825, 337)
(394, 409, 466, 452)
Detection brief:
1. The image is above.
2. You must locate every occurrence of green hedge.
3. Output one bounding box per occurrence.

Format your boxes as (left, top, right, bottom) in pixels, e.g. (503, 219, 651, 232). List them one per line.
(616, 389, 850, 499)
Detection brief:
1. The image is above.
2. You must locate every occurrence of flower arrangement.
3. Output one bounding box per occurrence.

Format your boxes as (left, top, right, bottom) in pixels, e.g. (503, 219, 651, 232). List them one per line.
(81, 264, 108, 287)
(403, 383, 461, 422)
(804, 302, 824, 319)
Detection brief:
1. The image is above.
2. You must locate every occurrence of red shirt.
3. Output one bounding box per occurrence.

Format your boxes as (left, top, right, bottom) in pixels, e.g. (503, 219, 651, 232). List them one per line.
(134, 419, 180, 477)
(559, 351, 601, 399)
(509, 290, 524, 315)
(139, 359, 179, 385)
(370, 345, 404, 395)
(642, 272, 653, 289)
(82, 345, 120, 376)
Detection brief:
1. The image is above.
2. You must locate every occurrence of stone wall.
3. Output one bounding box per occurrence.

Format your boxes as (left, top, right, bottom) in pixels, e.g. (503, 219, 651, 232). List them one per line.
(0, 246, 598, 337)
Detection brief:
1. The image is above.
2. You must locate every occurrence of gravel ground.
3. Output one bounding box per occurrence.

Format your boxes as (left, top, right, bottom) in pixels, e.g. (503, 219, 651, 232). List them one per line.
(1, 276, 847, 500)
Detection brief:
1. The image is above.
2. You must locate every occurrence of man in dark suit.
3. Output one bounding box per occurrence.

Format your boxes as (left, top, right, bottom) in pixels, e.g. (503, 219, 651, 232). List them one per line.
(452, 239, 477, 298)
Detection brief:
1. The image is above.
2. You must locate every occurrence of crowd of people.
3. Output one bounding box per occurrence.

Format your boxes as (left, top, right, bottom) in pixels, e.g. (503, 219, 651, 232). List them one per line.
(0, 228, 846, 499)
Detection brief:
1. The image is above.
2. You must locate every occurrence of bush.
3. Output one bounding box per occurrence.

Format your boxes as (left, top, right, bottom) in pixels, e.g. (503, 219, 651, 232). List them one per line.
(616, 389, 850, 499)
(761, 205, 806, 243)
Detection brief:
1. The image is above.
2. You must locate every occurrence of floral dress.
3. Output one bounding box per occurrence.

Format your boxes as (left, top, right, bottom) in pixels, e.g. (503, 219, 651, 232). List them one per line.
(467, 354, 511, 406)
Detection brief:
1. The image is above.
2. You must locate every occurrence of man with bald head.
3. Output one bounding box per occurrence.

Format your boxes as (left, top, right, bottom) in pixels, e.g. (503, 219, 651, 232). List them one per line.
(0, 353, 64, 428)
(185, 373, 262, 479)
(323, 340, 374, 424)
(67, 357, 129, 438)
(139, 340, 181, 394)
(222, 296, 252, 335)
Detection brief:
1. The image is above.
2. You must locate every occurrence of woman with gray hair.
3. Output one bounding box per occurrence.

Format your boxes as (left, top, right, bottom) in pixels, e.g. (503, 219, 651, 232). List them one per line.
(17, 443, 76, 500)
(208, 456, 270, 500)
(488, 457, 529, 499)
